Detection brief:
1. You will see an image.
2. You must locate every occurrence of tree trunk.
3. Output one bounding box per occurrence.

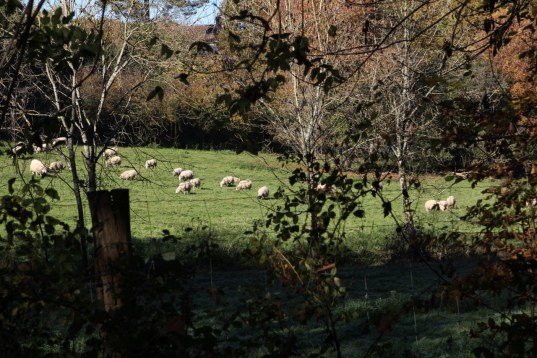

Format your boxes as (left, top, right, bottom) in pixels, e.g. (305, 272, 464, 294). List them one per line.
(85, 147, 97, 192)
(397, 1, 416, 239)
(398, 167, 415, 231)
(143, 0, 150, 20)
(67, 137, 89, 271)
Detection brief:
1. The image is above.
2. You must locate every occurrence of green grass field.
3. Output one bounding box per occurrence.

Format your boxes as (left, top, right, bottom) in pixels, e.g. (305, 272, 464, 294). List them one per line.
(0, 145, 493, 261)
(1, 145, 511, 356)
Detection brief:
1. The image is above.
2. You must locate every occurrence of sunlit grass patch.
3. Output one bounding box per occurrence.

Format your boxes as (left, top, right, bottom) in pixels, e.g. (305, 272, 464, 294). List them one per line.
(0, 145, 494, 263)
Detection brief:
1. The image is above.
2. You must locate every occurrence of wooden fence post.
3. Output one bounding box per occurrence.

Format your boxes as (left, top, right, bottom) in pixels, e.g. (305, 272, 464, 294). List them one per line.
(87, 189, 131, 312)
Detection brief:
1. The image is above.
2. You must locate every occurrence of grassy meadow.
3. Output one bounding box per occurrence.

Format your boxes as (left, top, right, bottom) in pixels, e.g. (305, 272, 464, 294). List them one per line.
(0, 145, 493, 261)
(2, 145, 512, 356)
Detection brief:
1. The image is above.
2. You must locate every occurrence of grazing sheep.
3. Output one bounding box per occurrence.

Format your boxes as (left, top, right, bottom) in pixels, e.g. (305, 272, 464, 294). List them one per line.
(179, 169, 194, 180)
(446, 195, 456, 209)
(48, 161, 65, 172)
(105, 155, 121, 167)
(120, 169, 138, 180)
(33, 143, 49, 153)
(236, 179, 252, 191)
(30, 159, 47, 176)
(189, 178, 201, 189)
(104, 146, 118, 158)
(257, 186, 269, 199)
(145, 159, 157, 169)
(220, 176, 234, 187)
(172, 167, 183, 176)
(316, 183, 336, 194)
(424, 199, 439, 212)
(437, 200, 448, 211)
(175, 181, 192, 194)
(51, 137, 67, 148)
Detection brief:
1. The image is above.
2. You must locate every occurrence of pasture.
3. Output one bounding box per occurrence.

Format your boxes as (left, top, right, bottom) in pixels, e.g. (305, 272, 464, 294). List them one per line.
(0, 145, 492, 263)
(1, 145, 510, 356)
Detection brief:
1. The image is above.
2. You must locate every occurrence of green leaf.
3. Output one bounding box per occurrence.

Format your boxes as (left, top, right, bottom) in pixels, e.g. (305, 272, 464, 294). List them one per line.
(45, 188, 60, 200)
(382, 202, 392, 217)
(189, 41, 217, 53)
(8, 178, 16, 194)
(176, 73, 189, 85)
(148, 36, 158, 47)
(270, 32, 291, 39)
(328, 25, 337, 37)
(310, 67, 320, 81)
(78, 45, 96, 58)
(46, 216, 61, 226)
(334, 277, 341, 287)
(228, 31, 241, 44)
(160, 43, 173, 59)
(323, 76, 333, 93)
(146, 86, 164, 101)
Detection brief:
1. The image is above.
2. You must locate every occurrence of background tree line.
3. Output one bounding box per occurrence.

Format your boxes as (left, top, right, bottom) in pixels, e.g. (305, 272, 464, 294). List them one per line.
(3, 0, 534, 167)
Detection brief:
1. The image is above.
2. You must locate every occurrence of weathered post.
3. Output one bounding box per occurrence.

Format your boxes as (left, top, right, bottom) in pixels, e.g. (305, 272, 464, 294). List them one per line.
(88, 189, 131, 357)
(87, 189, 131, 311)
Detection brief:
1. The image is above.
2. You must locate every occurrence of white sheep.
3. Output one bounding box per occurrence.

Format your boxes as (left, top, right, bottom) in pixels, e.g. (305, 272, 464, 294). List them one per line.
(446, 195, 456, 209)
(120, 169, 138, 180)
(172, 167, 183, 176)
(232, 177, 241, 184)
(105, 155, 121, 167)
(316, 183, 336, 194)
(30, 159, 47, 176)
(236, 179, 252, 191)
(424, 199, 439, 212)
(437, 200, 448, 211)
(175, 181, 192, 194)
(145, 159, 157, 169)
(220, 176, 234, 187)
(48, 161, 65, 172)
(179, 169, 193, 180)
(33, 143, 49, 153)
(257, 186, 269, 199)
(104, 146, 118, 158)
(189, 178, 201, 189)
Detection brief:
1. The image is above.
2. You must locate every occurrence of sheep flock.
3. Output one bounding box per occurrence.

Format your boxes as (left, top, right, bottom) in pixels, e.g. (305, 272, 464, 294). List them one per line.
(424, 195, 456, 212)
(20, 144, 472, 216)
(23, 145, 272, 201)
